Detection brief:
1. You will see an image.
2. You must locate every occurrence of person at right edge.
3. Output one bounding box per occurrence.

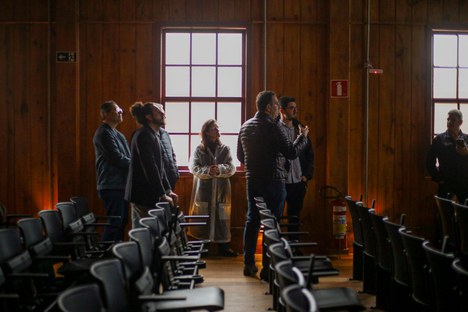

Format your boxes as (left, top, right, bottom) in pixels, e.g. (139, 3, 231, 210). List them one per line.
(427, 108, 468, 204)
(278, 96, 314, 242)
(237, 90, 309, 280)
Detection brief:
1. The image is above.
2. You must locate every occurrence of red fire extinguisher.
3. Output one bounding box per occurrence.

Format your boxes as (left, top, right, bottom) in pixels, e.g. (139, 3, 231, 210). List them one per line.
(320, 186, 348, 253)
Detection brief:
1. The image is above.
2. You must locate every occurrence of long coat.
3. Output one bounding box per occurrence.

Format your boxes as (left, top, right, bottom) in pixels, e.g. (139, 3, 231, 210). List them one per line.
(188, 144, 235, 242)
(124, 125, 171, 207)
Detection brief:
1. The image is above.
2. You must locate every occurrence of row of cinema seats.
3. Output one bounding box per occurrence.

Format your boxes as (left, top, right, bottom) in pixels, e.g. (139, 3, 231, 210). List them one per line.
(346, 195, 468, 312)
(0, 196, 225, 312)
(256, 197, 366, 312)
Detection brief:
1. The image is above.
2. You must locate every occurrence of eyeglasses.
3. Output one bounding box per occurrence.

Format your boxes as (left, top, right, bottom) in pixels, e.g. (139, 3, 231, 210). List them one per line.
(286, 106, 298, 111)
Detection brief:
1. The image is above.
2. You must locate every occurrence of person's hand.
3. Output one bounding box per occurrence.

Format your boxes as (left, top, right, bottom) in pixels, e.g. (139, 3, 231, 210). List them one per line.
(300, 176, 308, 183)
(160, 194, 174, 207)
(299, 125, 309, 137)
(457, 145, 468, 156)
(209, 165, 220, 176)
(168, 192, 179, 206)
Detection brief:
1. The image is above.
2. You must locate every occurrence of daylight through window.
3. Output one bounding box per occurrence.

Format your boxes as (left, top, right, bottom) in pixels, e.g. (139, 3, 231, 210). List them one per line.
(432, 31, 468, 136)
(162, 29, 246, 167)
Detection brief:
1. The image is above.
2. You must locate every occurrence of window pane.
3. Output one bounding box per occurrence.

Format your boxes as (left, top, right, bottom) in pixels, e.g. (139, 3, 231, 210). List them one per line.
(166, 33, 190, 65)
(434, 103, 457, 134)
(192, 67, 215, 97)
(433, 68, 457, 98)
(191, 102, 215, 132)
(170, 135, 189, 167)
(460, 35, 468, 67)
(192, 33, 216, 65)
(220, 135, 240, 167)
(460, 69, 468, 98)
(218, 102, 242, 133)
(434, 34, 457, 67)
(166, 67, 190, 96)
(460, 104, 468, 134)
(218, 67, 242, 97)
(165, 102, 189, 132)
(218, 33, 242, 65)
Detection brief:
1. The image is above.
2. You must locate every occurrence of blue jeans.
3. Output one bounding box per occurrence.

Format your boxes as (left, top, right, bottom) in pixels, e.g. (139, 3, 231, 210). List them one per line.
(98, 189, 128, 241)
(243, 179, 286, 266)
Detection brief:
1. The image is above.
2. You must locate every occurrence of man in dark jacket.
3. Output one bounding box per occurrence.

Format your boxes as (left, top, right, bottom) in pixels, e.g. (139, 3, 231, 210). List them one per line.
(237, 90, 309, 277)
(427, 109, 468, 203)
(278, 96, 314, 238)
(159, 127, 179, 190)
(93, 100, 131, 241)
(125, 102, 178, 229)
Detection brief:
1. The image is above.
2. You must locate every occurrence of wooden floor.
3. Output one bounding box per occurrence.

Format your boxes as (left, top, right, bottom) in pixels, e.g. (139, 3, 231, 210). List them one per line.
(199, 253, 383, 312)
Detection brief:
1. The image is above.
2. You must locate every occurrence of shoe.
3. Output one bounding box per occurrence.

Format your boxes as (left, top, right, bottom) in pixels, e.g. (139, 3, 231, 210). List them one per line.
(243, 264, 258, 276)
(259, 268, 269, 282)
(218, 248, 238, 257)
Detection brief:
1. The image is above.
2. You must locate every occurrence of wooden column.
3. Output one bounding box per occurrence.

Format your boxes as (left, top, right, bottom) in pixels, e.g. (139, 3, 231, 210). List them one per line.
(53, 0, 80, 204)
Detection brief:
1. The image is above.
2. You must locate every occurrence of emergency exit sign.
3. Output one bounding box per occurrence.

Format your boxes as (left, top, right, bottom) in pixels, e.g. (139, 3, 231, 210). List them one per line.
(330, 79, 348, 98)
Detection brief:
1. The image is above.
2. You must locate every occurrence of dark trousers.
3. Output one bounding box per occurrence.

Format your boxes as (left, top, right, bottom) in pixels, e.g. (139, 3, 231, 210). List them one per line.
(243, 179, 286, 267)
(285, 182, 307, 238)
(98, 189, 128, 241)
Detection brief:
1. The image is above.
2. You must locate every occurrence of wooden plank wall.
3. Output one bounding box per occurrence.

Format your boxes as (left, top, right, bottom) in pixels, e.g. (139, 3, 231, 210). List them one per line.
(1, 0, 468, 251)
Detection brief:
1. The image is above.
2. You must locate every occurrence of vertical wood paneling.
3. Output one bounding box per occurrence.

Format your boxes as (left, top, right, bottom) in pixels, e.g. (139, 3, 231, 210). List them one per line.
(137, 0, 155, 21)
(14, 25, 33, 213)
(460, 0, 468, 20)
(412, 0, 427, 24)
(250, 0, 264, 21)
(393, 25, 413, 217)
(284, 0, 301, 21)
(0, 27, 12, 209)
(266, 24, 284, 91)
(395, 0, 412, 24)
(120, 0, 136, 21)
(135, 24, 156, 102)
(154, 0, 170, 21)
(29, 25, 50, 211)
(409, 24, 432, 231)
(267, 0, 284, 21)
(168, 0, 186, 21)
(119, 25, 137, 112)
(186, 0, 218, 22)
(348, 23, 365, 201)
(250, 24, 264, 116)
(443, 0, 460, 22)
(376, 25, 396, 213)
(281, 25, 301, 96)
(79, 23, 103, 210)
(427, 0, 444, 23)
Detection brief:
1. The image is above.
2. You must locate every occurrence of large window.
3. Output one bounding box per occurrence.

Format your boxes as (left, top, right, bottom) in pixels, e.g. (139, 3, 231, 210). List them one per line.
(161, 29, 246, 167)
(432, 31, 468, 136)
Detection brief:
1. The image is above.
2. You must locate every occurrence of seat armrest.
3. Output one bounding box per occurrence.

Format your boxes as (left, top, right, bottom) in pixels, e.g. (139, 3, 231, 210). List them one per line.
(161, 255, 200, 261)
(138, 295, 187, 301)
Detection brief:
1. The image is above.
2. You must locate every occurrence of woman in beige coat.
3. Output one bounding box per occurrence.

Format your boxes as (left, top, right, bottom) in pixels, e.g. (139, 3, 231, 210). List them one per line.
(188, 119, 237, 256)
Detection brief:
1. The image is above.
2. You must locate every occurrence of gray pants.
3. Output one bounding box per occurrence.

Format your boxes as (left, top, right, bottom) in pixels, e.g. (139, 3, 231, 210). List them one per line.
(130, 202, 151, 229)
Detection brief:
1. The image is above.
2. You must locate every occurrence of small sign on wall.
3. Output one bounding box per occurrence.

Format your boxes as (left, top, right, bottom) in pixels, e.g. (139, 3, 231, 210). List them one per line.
(330, 79, 348, 98)
(56, 52, 77, 63)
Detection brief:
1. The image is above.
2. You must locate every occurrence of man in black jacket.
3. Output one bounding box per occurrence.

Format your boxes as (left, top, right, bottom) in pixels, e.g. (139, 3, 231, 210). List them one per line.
(278, 96, 314, 238)
(125, 102, 178, 229)
(159, 127, 179, 190)
(427, 109, 468, 203)
(93, 100, 131, 241)
(237, 90, 309, 277)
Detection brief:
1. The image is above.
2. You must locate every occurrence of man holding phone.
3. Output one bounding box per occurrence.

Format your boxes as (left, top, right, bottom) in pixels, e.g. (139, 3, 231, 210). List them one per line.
(427, 109, 468, 203)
